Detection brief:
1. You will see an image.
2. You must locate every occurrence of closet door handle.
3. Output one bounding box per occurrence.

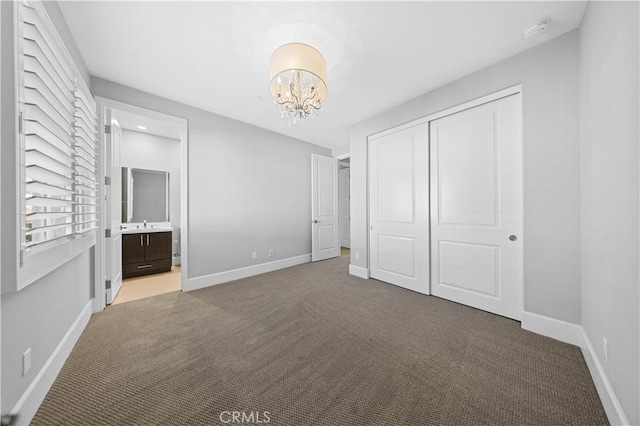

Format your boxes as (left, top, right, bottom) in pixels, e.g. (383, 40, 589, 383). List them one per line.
(147, 235, 150, 246)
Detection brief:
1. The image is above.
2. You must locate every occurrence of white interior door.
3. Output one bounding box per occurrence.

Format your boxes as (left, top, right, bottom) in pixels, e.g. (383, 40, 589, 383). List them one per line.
(311, 154, 340, 261)
(369, 123, 429, 294)
(105, 114, 123, 304)
(339, 166, 350, 248)
(430, 94, 522, 320)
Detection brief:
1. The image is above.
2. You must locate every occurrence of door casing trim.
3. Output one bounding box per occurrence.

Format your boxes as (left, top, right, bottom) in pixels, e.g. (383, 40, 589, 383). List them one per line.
(93, 97, 189, 312)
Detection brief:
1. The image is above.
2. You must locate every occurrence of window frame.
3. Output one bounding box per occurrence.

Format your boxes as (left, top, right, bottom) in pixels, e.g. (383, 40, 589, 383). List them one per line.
(9, 0, 98, 291)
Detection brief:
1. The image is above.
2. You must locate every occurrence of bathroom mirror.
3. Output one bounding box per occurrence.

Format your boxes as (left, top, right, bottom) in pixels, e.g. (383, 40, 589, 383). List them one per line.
(121, 167, 170, 223)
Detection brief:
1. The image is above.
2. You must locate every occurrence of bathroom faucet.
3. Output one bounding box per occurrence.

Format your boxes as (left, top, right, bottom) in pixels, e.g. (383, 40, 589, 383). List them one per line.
(143, 220, 147, 228)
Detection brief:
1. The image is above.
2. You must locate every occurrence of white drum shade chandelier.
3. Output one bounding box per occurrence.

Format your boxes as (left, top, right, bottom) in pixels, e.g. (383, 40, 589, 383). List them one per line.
(269, 43, 327, 124)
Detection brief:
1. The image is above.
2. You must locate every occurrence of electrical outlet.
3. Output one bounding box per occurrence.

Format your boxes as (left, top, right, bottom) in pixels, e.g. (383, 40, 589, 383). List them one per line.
(603, 338, 609, 363)
(22, 348, 31, 376)
(252, 251, 257, 259)
(355, 252, 360, 260)
(269, 249, 274, 257)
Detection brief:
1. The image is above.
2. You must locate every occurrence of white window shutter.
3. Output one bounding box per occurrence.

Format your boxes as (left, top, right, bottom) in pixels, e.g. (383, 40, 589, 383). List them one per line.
(22, 1, 77, 250)
(20, 0, 99, 257)
(73, 82, 99, 235)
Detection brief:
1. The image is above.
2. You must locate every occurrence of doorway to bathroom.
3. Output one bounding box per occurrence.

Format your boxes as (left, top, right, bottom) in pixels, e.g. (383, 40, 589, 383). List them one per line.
(95, 98, 188, 309)
(338, 155, 350, 261)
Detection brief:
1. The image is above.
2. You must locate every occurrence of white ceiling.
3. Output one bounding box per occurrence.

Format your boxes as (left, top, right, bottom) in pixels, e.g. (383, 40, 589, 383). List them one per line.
(59, 1, 587, 150)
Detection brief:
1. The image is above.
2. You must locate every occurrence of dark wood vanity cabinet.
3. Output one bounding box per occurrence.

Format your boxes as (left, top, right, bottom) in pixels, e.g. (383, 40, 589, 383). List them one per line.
(122, 231, 172, 278)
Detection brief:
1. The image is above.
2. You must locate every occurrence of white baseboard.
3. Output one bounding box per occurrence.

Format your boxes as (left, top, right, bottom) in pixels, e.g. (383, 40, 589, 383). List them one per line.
(521, 311, 629, 425)
(521, 311, 583, 346)
(579, 329, 629, 426)
(349, 264, 369, 279)
(183, 254, 311, 292)
(10, 300, 93, 424)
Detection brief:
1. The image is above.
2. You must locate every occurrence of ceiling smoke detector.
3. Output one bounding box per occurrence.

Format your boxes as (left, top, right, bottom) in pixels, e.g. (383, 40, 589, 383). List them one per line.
(523, 19, 549, 39)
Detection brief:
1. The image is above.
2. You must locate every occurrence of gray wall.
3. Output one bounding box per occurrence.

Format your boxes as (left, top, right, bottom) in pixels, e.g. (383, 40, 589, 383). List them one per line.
(350, 31, 581, 324)
(579, 2, 639, 424)
(1, 3, 3, 415)
(91, 78, 331, 278)
(1, 0, 19, 293)
(1, 1, 94, 414)
(1, 251, 92, 414)
(121, 130, 181, 260)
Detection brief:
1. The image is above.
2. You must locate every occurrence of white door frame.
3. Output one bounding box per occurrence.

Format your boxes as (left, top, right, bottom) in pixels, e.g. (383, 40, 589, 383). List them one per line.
(366, 85, 523, 312)
(338, 155, 351, 249)
(93, 97, 188, 313)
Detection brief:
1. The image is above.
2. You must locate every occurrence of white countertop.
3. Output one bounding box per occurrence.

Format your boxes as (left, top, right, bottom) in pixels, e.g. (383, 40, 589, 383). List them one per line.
(121, 227, 173, 234)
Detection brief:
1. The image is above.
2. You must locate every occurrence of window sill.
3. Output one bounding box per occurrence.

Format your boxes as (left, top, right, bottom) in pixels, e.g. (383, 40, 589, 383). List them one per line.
(18, 230, 97, 291)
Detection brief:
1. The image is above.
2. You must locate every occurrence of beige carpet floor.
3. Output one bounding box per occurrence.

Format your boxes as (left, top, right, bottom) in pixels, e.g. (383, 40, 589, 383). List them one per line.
(32, 253, 608, 426)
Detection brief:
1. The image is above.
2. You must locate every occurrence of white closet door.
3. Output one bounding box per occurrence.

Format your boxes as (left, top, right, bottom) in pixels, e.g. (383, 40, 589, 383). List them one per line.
(369, 123, 429, 294)
(430, 94, 523, 320)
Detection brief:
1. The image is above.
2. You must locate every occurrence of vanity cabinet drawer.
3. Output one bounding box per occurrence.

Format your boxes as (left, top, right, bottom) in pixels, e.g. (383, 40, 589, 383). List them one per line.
(123, 259, 172, 279)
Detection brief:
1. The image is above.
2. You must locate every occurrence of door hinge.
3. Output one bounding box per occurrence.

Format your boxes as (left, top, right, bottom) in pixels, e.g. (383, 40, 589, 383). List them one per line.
(105, 229, 111, 238)
(104, 176, 111, 186)
(18, 112, 23, 134)
(19, 250, 24, 267)
(104, 124, 111, 134)
(105, 280, 111, 290)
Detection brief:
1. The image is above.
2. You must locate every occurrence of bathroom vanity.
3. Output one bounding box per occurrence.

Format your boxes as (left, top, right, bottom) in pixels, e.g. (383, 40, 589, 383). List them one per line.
(120, 166, 175, 279)
(122, 228, 172, 279)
